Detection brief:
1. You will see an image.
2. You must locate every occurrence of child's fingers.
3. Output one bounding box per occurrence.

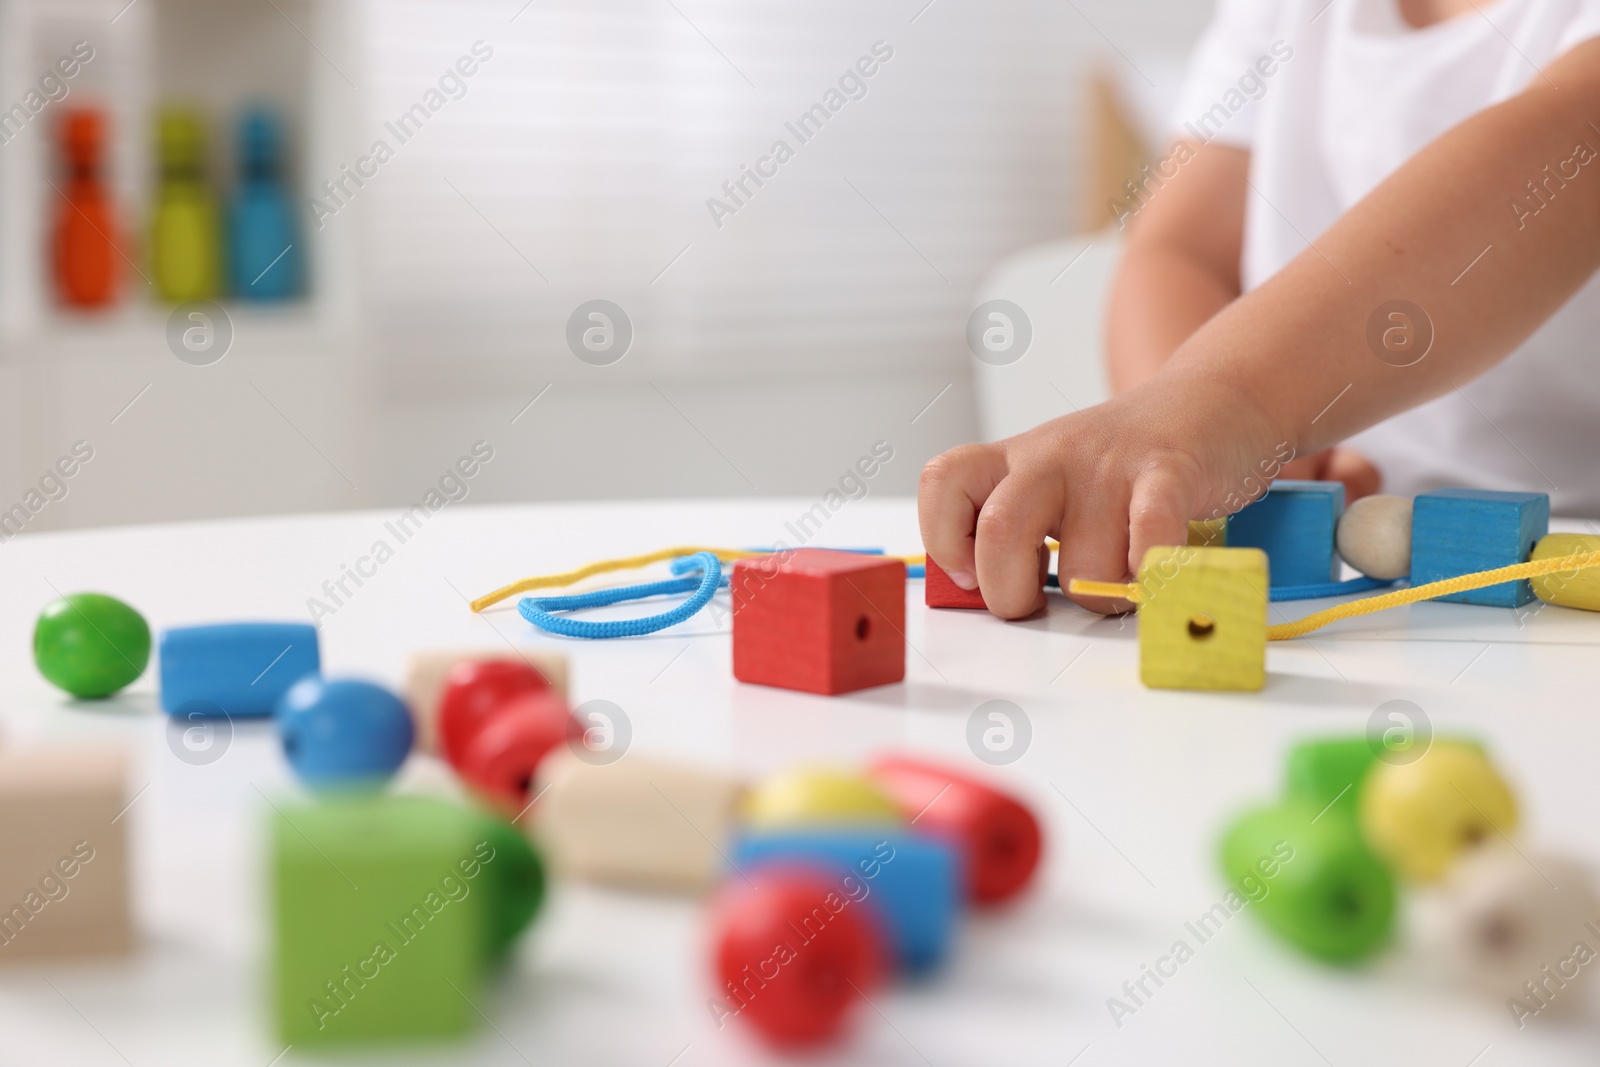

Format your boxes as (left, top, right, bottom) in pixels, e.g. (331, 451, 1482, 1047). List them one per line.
(1323, 447, 1382, 502)
(1056, 492, 1135, 613)
(918, 444, 1009, 589)
(973, 468, 1063, 619)
(1126, 465, 1197, 576)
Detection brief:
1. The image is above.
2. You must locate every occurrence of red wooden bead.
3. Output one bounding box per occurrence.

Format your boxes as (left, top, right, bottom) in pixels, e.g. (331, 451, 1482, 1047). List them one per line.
(436, 658, 550, 768)
(711, 866, 887, 1046)
(457, 690, 579, 813)
(868, 755, 1042, 905)
(731, 550, 905, 696)
(924, 555, 987, 609)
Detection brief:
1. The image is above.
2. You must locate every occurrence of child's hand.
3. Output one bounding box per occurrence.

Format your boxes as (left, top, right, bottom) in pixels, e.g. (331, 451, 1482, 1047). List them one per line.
(918, 371, 1287, 619)
(1279, 447, 1381, 503)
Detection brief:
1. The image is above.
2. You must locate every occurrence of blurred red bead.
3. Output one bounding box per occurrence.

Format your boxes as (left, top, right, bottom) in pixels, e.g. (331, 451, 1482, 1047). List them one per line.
(457, 690, 579, 812)
(436, 659, 550, 768)
(869, 756, 1042, 905)
(711, 866, 886, 1047)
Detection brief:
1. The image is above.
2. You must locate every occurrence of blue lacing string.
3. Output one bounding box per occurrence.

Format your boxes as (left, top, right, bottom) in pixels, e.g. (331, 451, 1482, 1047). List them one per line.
(518, 552, 725, 639)
(1269, 575, 1402, 601)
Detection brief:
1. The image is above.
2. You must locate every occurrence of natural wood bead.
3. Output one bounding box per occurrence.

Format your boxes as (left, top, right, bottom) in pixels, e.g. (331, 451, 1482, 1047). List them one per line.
(1335, 494, 1412, 580)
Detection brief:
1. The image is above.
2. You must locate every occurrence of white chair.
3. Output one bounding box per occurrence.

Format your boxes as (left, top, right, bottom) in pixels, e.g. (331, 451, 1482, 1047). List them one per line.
(970, 233, 1122, 442)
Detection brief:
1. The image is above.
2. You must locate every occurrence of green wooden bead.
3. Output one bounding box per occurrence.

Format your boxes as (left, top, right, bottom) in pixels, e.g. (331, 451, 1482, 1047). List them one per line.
(271, 795, 544, 1046)
(1285, 737, 1378, 823)
(1220, 799, 1395, 964)
(33, 592, 151, 698)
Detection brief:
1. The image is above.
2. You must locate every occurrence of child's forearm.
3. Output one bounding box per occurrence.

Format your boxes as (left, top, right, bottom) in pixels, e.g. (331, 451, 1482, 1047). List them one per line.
(1157, 41, 1600, 458)
(1106, 246, 1238, 392)
(1105, 143, 1248, 393)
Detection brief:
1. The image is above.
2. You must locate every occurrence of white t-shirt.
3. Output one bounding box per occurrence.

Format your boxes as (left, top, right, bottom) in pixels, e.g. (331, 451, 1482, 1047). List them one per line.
(1171, 0, 1600, 513)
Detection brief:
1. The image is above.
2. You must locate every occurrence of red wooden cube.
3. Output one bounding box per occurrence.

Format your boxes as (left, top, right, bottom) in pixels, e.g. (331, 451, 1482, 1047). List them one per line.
(731, 549, 906, 695)
(924, 555, 987, 609)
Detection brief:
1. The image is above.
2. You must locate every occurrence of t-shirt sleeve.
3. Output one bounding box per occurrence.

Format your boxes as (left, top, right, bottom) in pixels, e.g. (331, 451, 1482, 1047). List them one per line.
(1556, 0, 1600, 53)
(1168, 0, 1287, 148)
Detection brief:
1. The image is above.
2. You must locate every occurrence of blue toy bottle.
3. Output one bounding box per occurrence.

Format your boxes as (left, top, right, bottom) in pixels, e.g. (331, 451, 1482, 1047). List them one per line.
(228, 108, 302, 299)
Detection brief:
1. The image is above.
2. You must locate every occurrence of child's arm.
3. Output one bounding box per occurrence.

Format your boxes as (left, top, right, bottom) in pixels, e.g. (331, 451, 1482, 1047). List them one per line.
(1104, 142, 1248, 392)
(921, 40, 1600, 619)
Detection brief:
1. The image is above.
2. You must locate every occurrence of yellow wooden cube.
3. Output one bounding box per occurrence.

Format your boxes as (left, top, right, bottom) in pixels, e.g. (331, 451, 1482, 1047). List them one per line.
(1530, 533, 1600, 612)
(1186, 518, 1228, 547)
(1137, 546, 1268, 691)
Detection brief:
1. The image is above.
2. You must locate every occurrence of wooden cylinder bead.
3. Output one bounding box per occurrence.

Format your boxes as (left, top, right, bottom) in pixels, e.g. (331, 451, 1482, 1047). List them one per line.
(1531, 533, 1600, 611)
(1335, 494, 1412, 580)
(1419, 843, 1598, 1009)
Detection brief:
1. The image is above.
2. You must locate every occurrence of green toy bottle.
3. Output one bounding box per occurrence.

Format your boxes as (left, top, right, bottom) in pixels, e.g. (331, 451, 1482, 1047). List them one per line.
(150, 109, 220, 301)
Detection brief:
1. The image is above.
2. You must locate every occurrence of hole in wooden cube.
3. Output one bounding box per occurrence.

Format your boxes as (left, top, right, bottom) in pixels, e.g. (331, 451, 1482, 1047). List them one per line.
(1187, 614, 1216, 640)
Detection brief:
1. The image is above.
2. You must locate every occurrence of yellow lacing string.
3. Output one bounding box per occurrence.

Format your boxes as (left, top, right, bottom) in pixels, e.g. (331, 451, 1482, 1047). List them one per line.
(1068, 548, 1600, 641)
(470, 546, 929, 613)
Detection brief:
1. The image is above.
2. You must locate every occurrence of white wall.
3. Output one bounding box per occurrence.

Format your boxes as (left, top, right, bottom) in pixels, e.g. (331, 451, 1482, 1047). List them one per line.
(0, 0, 1215, 531)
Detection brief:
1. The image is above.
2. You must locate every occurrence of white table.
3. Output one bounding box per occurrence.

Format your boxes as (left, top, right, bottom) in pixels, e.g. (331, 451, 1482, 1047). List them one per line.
(1, 499, 1596, 1067)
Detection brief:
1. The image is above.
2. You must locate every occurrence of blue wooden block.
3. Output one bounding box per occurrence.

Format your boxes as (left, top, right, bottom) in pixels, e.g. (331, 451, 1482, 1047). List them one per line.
(1226, 480, 1344, 587)
(160, 622, 320, 717)
(731, 829, 961, 973)
(1410, 489, 1549, 607)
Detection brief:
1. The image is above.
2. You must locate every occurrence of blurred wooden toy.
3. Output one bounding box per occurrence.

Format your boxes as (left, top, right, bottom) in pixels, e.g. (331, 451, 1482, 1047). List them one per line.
(710, 866, 887, 1047)
(1133, 546, 1267, 691)
(1410, 489, 1549, 607)
(534, 751, 745, 892)
(159, 621, 318, 717)
(924, 555, 986, 609)
(1531, 532, 1600, 610)
(34, 591, 151, 699)
(52, 108, 121, 308)
(731, 830, 960, 972)
(271, 795, 543, 1045)
(1360, 739, 1517, 882)
(150, 108, 219, 301)
(1219, 799, 1396, 963)
(731, 549, 905, 695)
(402, 648, 568, 755)
(275, 677, 414, 792)
(868, 755, 1042, 905)
(1187, 517, 1227, 547)
(1422, 844, 1599, 1011)
(740, 767, 902, 829)
(1335, 494, 1413, 580)
(0, 745, 132, 961)
(1285, 736, 1377, 822)
(1226, 480, 1343, 587)
(228, 108, 301, 299)
(435, 659, 577, 811)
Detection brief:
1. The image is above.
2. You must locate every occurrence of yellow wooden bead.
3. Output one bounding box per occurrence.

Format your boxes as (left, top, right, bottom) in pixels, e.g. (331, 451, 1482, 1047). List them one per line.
(1530, 533, 1600, 611)
(1186, 518, 1227, 547)
(740, 767, 903, 829)
(1136, 546, 1268, 691)
(1359, 740, 1518, 883)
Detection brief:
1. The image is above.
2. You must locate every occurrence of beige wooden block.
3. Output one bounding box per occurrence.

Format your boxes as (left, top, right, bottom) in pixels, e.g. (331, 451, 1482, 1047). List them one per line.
(0, 745, 133, 961)
(403, 648, 568, 754)
(533, 751, 745, 893)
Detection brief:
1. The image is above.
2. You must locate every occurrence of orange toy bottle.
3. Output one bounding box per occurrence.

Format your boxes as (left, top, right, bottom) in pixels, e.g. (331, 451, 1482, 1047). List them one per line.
(52, 108, 121, 309)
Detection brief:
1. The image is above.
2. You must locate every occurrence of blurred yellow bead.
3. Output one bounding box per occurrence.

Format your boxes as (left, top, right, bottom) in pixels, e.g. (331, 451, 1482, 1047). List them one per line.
(740, 767, 902, 829)
(1530, 533, 1600, 611)
(1360, 740, 1518, 882)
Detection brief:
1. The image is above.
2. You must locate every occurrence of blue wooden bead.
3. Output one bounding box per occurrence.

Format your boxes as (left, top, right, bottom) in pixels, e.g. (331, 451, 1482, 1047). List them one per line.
(1226, 480, 1344, 587)
(276, 677, 414, 791)
(1410, 489, 1550, 607)
(731, 829, 960, 973)
(159, 622, 319, 718)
